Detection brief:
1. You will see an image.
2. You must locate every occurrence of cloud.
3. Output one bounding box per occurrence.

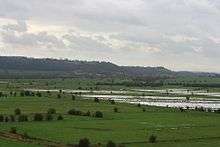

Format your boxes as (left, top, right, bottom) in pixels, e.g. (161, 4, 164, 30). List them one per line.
(1, 20, 65, 49)
(0, 0, 220, 72)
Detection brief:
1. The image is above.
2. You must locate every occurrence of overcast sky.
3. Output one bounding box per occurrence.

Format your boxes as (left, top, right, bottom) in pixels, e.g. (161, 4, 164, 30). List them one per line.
(0, 0, 220, 72)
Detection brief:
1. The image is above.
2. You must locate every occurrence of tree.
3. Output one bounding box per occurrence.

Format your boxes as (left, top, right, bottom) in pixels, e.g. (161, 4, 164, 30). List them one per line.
(149, 134, 157, 143)
(0, 115, 4, 122)
(72, 95, 76, 101)
(47, 108, 56, 114)
(14, 108, 21, 115)
(57, 115, 63, 120)
(78, 138, 90, 147)
(186, 96, 190, 101)
(10, 127, 17, 134)
(94, 97, 100, 103)
(109, 99, 115, 105)
(36, 92, 42, 97)
(5, 116, 9, 122)
(57, 94, 61, 99)
(106, 140, 116, 147)
(46, 114, 53, 121)
(34, 113, 43, 121)
(10, 115, 15, 122)
(94, 111, 103, 118)
(114, 107, 118, 113)
(142, 108, 146, 112)
(18, 115, 28, 122)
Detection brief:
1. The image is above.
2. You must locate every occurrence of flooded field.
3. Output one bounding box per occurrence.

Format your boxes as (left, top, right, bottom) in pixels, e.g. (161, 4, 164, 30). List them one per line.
(28, 88, 220, 110)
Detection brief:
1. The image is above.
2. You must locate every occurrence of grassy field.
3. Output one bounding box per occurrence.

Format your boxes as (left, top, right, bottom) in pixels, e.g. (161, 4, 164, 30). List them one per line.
(0, 78, 220, 146)
(0, 93, 219, 146)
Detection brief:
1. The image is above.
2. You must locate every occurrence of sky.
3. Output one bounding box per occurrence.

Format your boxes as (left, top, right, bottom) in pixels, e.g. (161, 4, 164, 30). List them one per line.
(0, 0, 220, 72)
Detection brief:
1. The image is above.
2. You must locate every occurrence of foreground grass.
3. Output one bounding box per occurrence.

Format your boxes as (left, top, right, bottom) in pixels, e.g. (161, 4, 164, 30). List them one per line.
(0, 95, 219, 146)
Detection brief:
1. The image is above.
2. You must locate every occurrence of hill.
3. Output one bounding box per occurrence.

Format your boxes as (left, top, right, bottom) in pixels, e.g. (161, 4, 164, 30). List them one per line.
(0, 56, 218, 78)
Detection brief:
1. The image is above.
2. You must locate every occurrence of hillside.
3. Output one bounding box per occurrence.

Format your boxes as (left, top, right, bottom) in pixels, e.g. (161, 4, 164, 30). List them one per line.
(0, 56, 218, 78)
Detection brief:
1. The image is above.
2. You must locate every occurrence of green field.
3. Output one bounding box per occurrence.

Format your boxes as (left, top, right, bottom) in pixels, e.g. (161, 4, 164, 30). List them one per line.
(0, 78, 220, 146)
(0, 95, 220, 146)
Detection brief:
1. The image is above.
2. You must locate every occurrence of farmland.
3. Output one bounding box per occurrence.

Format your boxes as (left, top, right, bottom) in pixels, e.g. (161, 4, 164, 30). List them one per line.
(0, 78, 220, 147)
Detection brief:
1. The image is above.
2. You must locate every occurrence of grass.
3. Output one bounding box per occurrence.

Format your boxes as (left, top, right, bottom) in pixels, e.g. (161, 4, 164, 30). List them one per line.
(0, 94, 219, 146)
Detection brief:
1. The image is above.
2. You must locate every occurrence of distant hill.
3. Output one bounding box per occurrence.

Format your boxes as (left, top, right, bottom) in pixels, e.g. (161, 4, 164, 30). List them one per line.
(0, 56, 219, 78)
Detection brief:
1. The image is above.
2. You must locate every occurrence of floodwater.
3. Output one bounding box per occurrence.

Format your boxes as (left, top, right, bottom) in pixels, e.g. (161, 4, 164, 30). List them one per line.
(27, 88, 220, 109)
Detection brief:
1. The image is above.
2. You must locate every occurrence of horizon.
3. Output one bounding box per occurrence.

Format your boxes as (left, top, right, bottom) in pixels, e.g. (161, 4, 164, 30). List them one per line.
(0, 0, 220, 72)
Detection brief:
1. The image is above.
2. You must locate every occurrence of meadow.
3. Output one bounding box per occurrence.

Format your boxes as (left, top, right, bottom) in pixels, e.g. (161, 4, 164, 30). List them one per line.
(0, 78, 220, 146)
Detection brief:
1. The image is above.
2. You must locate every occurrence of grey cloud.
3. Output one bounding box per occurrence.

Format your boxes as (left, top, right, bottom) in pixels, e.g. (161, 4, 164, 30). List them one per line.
(1, 21, 65, 49)
(0, 0, 220, 72)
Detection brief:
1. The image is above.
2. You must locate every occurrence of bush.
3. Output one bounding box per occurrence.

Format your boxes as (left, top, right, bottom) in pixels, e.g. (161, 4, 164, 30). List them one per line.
(106, 140, 116, 147)
(68, 109, 82, 116)
(23, 132, 30, 139)
(137, 103, 141, 107)
(94, 111, 103, 118)
(110, 100, 115, 105)
(149, 134, 157, 143)
(142, 108, 146, 112)
(78, 138, 90, 147)
(57, 115, 63, 120)
(10, 115, 15, 122)
(47, 108, 56, 114)
(46, 114, 53, 121)
(20, 91, 25, 97)
(72, 95, 76, 101)
(18, 115, 28, 122)
(0, 115, 4, 122)
(36, 92, 42, 97)
(94, 97, 100, 103)
(34, 113, 43, 121)
(10, 127, 17, 134)
(14, 108, 21, 115)
(114, 107, 118, 113)
(57, 94, 61, 99)
(5, 116, 9, 122)
(84, 111, 91, 116)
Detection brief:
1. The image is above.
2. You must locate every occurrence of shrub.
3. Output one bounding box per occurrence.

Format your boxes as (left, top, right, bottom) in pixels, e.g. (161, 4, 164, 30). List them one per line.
(84, 111, 91, 116)
(20, 91, 25, 97)
(114, 107, 118, 113)
(57, 94, 61, 99)
(34, 113, 43, 121)
(57, 115, 63, 120)
(215, 109, 220, 113)
(72, 95, 76, 101)
(10, 115, 15, 122)
(0, 115, 4, 122)
(46, 114, 53, 121)
(23, 132, 30, 139)
(18, 115, 28, 122)
(94, 97, 100, 103)
(10, 127, 17, 134)
(14, 108, 21, 115)
(94, 111, 103, 118)
(110, 100, 115, 105)
(68, 109, 82, 116)
(68, 109, 76, 115)
(47, 108, 56, 114)
(137, 103, 141, 107)
(149, 134, 157, 143)
(106, 140, 116, 147)
(142, 108, 146, 112)
(36, 92, 42, 97)
(78, 138, 90, 147)
(5, 116, 9, 122)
